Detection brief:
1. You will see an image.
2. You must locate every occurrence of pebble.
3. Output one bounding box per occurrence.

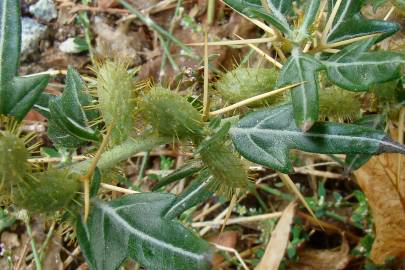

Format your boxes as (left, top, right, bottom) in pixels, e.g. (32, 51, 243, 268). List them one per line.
(21, 17, 47, 58)
(29, 0, 58, 22)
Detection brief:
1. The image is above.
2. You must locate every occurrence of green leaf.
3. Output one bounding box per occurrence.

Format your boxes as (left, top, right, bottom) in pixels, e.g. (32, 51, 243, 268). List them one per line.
(48, 67, 100, 148)
(76, 193, 212, 270)
(324, 41, 405, 91)
(0, 0, 49, 120)
(229, 104, 405, 173)
(326, 0, 399, 44)
(345, 114, 386, 172)
(164, 171, 213, 219)
(223, 0, 292, 35)
(277, 49, 324, 131)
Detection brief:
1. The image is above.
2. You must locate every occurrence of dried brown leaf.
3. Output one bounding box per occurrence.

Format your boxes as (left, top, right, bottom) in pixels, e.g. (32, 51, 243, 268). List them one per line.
(354, 153, 405, 264)
(287, 237, 350, 270)
(255, 202, 296, 270)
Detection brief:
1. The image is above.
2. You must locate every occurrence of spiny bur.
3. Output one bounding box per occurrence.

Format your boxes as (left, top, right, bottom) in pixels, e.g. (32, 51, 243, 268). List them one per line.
(95, 60, 143, 145)
(199, 136, 249, 198)
(319, 86, 362, 122)
(138, 86, 204, 140)
(0, 131, 29, 196)
(215, 67, 282, 107)
(13, 168, 80, 214)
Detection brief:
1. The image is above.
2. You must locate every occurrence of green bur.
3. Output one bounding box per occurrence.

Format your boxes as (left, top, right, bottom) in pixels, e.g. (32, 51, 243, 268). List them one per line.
(215, 67, 281, 106)
(0, 132, 28, 195)
(14, 169, 80, 214)
(139, 87, 204, 139)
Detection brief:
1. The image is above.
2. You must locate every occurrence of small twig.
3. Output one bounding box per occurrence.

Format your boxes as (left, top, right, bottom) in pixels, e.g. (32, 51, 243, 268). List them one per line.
(277, 173, 323, 229)
(62, 247, 81, 269)
(235, 34, 283, 69)
(221, 190, 239, 232)
(384, 6, 396, 21)
(220, 0, 275, 35)
(188, 37, 277, 46)
(213, 244, 250, 270)
(14, 239, 30, 270)
(192, 212, 282, 228)
(209, 83, 302, 116)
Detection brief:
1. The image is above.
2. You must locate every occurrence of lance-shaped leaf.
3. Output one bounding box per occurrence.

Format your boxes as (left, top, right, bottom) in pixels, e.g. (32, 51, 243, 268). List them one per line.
(229, 104, 405, 173)
(76, 193, 212, 270)
(277, 50, 324, 131)
(326, 0, 399, 44)
(223, 0, 292, 35)
(0, 0, 49, 120)
(324, 41, 405, 91)
(345, 114, 386, 172)
(47, 67, 100, 148)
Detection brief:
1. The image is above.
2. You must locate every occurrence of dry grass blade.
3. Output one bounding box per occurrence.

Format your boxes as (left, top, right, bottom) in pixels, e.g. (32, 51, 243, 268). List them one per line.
(188, 37, 277, 46)
(255, 201, 296, 270)
(221, 190, 239, 232)
(277, 173, 322, 229)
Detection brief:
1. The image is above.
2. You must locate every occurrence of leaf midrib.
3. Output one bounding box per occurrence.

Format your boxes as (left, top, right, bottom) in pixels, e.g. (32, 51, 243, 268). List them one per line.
(97, 201, 206, 261)
(231, 127, 393, 150)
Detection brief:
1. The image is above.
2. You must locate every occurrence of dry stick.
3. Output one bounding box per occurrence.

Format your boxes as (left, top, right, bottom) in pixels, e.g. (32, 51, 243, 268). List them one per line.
(15, 239, 31, 270)
(384, 6, 396, 21)
(220, 0, 275, 35)
(277, 173, 323, 229)
(235, 35, 283, 69)
(62, 246, 81, 269)
(321, 0, 343, 45)
(213, 244, 250, 270)
(188, 36, 277, 46)
(202, 29, 210, 121)
(81, 124, 114, 222)
(221, 190, 239, 233)
(192, 212, 283, 227)
(209, 83, 302, 116)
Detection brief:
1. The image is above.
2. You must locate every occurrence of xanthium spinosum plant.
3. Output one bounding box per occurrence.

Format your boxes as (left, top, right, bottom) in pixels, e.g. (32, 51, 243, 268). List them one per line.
(0, 0, 405, 269)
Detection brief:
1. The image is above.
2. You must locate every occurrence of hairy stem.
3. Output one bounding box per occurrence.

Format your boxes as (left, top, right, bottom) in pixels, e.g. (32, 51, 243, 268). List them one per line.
(71, 136, 171, 174)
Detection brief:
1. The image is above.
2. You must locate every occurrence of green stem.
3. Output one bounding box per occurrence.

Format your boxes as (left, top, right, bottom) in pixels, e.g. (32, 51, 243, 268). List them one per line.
(39, 222, 55, 263)
(71, 136, 171, 173)
(160, 0, 183, 79)
(26, 222, 42, 270)
(137, 151, 150, 181)
(78, 0, 94, 63)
